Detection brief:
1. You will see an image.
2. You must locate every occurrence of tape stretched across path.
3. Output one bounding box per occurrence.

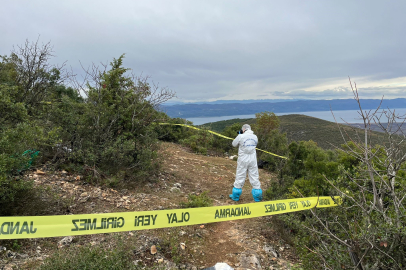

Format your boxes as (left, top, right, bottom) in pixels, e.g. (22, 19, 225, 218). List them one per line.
(159, 123, 288, 159)
(0, 196, 340, 239)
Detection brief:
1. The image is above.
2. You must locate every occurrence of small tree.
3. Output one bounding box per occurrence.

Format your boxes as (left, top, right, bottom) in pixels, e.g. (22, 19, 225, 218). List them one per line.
(2, 38, 68, 114)
(253, 112, 288, 172)
(63, 55, 175, 180)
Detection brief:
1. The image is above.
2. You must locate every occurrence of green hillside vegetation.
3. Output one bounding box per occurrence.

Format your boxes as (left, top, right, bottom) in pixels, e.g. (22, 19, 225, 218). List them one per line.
(201, 114, 393, 150)
(0, 40, 174, 216)
(197, 111, 406, 269)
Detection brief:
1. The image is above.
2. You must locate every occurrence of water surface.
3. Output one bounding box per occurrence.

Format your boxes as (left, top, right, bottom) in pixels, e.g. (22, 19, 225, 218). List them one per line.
(186, 108, 406, 125)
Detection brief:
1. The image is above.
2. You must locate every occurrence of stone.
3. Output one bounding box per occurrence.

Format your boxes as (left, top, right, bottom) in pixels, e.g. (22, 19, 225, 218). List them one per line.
(58, 236, 73, 248)
(238, 252, 262, 269)
(170, 187, 180, 192)
(80, 192, 88, 197)
(174, 183, 182, 188)
(150, 245, 157, 255)
(17, 253, 29, 259)
(6, 250, 16, 258)
(164, 259, 177, 269)
(204, 262, 234, 270)
(36, 169, 45, 175)
(264, 245, 278, 258)
(180, 242, 186, 250)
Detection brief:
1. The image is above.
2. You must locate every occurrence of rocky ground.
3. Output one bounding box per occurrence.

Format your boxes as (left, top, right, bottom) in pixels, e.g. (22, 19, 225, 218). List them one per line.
(0, 142, 302, 270)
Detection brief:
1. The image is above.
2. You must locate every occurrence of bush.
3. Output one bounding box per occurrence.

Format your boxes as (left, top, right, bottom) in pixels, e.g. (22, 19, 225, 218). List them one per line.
(180, 129, 214, 155)
(0, 40, 175, 215)
(180, 191, 213, 208)
(155, 117, 195, 143)
(48, 55, 173, 182)
(0, 84, 59, 215)
(275, 88, 406, 269)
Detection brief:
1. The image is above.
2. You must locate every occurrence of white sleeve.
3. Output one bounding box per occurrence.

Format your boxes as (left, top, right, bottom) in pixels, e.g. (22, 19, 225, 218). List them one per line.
(232, 135, 241, 147)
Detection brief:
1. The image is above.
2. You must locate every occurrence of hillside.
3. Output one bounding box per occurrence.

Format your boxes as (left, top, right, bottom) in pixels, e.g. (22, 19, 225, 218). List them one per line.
(201, 114, 391, 150)
(1, 142, 299, 270)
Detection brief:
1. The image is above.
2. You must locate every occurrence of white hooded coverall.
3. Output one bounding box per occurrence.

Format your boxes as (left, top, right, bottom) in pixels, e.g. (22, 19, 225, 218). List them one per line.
(232, 129, 261, 190)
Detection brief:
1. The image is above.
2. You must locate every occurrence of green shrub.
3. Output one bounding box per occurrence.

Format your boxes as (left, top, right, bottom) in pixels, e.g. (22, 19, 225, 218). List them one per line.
(0, 175, 35, 216)
(155, 116, 195, 143)
(180, 191, 213, 208)
(264, 175, 294, 200)
(0, 84, 59, 215)
(180, 129, 214, 155)
(46, 55, 172, 182)
(0, 40, 178, 216)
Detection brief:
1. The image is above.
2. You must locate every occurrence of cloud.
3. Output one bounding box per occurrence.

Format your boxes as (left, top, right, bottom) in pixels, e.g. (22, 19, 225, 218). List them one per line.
(2, 1, 406, 102)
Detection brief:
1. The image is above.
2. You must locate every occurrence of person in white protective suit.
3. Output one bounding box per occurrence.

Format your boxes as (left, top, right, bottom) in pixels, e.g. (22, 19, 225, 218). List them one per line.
(229, 124, 263, 202)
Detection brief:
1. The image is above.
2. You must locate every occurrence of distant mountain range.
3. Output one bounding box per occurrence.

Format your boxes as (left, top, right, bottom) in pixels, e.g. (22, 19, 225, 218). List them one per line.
(163, 99, 300, 105)
(161, 98, 406, 118)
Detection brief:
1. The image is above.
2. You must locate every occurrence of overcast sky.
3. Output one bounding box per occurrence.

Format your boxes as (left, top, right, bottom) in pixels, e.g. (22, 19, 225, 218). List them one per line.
(2, 1, 406, 102)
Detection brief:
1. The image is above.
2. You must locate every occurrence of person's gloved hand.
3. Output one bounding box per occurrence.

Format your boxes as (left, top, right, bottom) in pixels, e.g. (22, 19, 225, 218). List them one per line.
(237, 129, 243, 135)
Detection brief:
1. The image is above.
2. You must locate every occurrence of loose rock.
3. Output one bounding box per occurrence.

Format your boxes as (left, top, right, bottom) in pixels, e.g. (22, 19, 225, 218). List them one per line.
(239, 252, 262, 270)
(264, 245, 278, 258)
(205, 262, 234, 270)
(36, 169, 45, 175)
(174, 183, 182, 188)
(58, 236, 73, 248)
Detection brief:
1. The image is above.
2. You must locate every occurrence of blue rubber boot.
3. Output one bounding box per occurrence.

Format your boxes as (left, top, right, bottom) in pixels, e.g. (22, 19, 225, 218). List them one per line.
(252, 189, 263, 202)
(229, 188, 242, 201)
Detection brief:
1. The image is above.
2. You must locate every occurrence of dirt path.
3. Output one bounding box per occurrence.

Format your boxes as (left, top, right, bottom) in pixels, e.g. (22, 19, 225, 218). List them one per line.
(155, 142, 300, 269)
(1, 142, 300, 270)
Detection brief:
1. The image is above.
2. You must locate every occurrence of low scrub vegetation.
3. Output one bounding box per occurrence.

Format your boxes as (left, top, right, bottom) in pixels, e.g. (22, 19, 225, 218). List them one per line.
(180, 191, 213, 208)
(39, 242, 144, 270)
(163, 89, 406, 269)
(0, 39, 173, 215)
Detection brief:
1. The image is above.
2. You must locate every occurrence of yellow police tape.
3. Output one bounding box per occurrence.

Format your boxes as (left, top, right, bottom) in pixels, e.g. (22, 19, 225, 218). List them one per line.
(159, 123, 288, 159)
(0, 196, 340, 239)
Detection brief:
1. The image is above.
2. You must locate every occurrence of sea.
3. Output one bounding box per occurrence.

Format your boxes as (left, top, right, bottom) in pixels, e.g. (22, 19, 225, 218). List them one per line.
(186, 108, 406, 125)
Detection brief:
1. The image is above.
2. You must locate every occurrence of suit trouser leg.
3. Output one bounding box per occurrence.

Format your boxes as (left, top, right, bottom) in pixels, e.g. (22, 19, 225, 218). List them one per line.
(234, 160, 247, 189)
(247, 160, 261, 189)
